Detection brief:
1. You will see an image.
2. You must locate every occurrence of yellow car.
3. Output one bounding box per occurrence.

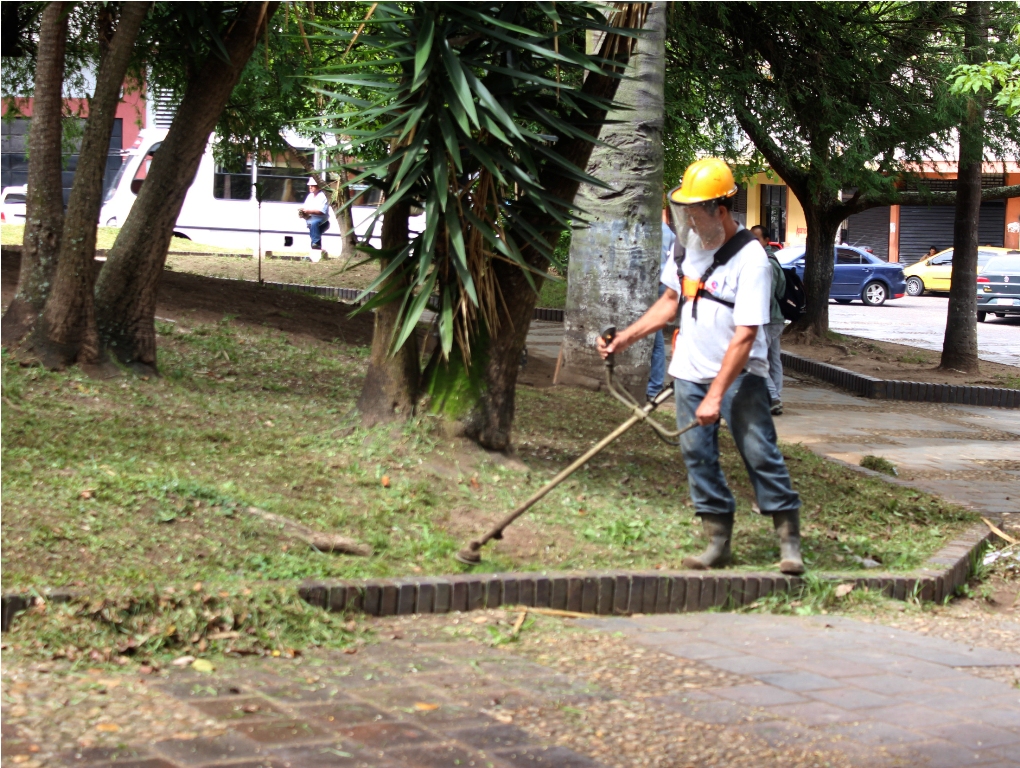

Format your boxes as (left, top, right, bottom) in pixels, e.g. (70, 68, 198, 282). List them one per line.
(903, 246, 1013, 296)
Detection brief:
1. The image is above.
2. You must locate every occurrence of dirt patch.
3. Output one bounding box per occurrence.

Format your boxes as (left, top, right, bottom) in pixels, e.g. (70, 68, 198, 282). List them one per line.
(784, 333, 1019, 388)
(1, 252, 374, 347)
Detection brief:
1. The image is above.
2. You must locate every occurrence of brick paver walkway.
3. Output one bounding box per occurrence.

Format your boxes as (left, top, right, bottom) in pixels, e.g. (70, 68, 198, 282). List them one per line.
(29, 612, 1020, 768)
(585, 613, 1020, 768)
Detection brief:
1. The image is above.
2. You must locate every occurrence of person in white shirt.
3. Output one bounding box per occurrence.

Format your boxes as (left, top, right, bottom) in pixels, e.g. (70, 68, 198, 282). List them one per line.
(299, 178, 331, 261)
(597, 158, 803, 574)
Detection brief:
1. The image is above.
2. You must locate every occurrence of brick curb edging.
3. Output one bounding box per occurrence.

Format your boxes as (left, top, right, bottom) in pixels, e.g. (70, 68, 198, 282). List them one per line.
(293, 522, 993, 620)
(781, 351, 1020, 408)
(0, 524, 993, 632)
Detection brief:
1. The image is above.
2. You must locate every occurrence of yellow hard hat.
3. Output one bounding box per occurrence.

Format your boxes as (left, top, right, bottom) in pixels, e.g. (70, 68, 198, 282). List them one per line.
(670, 158, 739, 205)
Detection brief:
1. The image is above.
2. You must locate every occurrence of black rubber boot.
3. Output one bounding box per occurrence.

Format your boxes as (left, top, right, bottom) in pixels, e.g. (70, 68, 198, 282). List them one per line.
(772, 510, 806, 575)
(682, 514, 733, 570)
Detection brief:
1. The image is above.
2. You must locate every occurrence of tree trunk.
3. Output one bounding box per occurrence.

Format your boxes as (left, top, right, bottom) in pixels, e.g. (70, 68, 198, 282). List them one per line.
(786, 203, 841, 338)
(560, 1, 666, 398)
(356, 200, 420, 424)
(940, 0, 988, 374)
(94, 2, 276, 372)
(437, 8, 648, 451)
(2, 2, 67, 346)
(29, 2, 148, 370)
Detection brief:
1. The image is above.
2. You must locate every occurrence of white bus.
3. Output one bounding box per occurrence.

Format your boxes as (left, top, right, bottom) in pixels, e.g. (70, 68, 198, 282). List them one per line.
(99, 129, 420, 258)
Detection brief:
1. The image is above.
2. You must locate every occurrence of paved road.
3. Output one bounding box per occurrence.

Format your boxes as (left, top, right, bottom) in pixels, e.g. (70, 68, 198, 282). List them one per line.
(828, 295, 1020, 367)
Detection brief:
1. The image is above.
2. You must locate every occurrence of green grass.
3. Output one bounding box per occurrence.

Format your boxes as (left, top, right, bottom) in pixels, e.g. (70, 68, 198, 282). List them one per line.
(1, 311, 976, 656)
(0, 223, 244, 254)
(537, 275, 567, 309)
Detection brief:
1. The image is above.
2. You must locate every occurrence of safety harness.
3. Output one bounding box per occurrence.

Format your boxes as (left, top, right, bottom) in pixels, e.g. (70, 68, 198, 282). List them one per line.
(679, 228, 756, 321)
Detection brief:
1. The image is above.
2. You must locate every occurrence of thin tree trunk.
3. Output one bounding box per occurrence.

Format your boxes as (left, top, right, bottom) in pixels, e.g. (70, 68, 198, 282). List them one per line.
(787, 205, 841, 338)
(940, 0, 988, 374)
(434, 11, 647, 451)
(94, 2, 277, 372)
(30, 2, 149, 370)
(357, 199, 419, 424)
(560, 1, 666, 398)
(2, 2, 67, 346)
(334, 164, 358, 260)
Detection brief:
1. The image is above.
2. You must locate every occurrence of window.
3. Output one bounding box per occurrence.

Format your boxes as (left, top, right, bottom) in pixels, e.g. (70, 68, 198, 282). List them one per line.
(4, 193, 25, 204)
(836, 248, 861, 265)
(759, 185, 786, 244)
(984, 256, 1020, 273)
(931, 253, 953, 265)
(214, 163, 252, 200)
(254, 166, 308, 203)
(978, 250, 998, 266)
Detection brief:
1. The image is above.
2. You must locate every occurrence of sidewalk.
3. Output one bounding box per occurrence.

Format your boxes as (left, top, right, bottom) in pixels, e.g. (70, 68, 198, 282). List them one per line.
(775, 374, 1020, 519)
(6, 609, 1018, 767)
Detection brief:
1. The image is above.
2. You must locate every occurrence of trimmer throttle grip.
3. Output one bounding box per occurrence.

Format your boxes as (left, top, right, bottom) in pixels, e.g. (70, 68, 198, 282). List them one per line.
(600, 325, 617, 366)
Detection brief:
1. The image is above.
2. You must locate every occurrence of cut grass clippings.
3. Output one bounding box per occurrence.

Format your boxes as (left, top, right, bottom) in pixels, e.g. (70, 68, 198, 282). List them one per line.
(1, 311, 975, 658)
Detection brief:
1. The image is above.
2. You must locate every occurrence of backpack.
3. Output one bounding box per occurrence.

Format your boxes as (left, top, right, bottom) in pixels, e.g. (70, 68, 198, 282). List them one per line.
(773, 258, 806, 322)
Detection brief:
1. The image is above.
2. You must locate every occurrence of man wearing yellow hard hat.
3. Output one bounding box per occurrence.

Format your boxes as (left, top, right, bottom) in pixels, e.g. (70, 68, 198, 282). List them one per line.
(597, 158, 804, 575)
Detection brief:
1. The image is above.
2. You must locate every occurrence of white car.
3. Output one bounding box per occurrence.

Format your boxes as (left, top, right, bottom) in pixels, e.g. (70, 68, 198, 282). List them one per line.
(0, 185, 27, 224)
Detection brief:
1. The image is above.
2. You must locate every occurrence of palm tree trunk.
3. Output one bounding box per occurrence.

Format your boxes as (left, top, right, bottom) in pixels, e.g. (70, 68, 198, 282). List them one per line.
(560, 1, 666, 398)
(940, 0, 988, 374)
(2, 2, 67, 346)
(30, 2, 148, 370)
(94, 2, 277, 373)
(357, 199, 420, 424)
(430, 7, 650, 451)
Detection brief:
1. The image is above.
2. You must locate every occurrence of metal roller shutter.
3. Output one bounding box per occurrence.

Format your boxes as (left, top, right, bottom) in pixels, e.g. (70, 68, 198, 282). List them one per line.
(898, 202, 1006, 266)
(844, 206, 890, 261)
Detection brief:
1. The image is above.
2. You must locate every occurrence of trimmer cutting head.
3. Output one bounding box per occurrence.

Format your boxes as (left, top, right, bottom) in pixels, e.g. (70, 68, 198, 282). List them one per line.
(455, 541, 483, 565)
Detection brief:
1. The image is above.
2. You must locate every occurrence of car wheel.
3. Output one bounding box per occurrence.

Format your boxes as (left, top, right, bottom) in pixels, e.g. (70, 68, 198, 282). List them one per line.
(977, 311, 986, 323)
(905, 276, 924, 296)
(862, 281, 887, 306)
(835, 299, 852, 304)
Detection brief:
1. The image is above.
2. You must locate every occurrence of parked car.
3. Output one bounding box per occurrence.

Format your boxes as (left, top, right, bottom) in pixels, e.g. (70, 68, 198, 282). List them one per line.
(775, 244, 906, 306)
(976, 252, 1020, 322)
(903, 246, 1012, 296)
(0, 185, 27, 224)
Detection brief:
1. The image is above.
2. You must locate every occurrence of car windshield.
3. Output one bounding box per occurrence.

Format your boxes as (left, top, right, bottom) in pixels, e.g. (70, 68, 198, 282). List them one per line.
(4, 193, 26, 204)
(983, 256, 1020, 274)
(978, 250, 999, 266)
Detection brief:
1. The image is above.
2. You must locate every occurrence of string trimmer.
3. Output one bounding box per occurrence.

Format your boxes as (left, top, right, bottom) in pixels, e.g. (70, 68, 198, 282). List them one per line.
(455, 326, 699, 566)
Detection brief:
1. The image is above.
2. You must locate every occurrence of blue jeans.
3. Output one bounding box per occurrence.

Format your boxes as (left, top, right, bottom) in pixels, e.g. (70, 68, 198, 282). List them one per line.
(764, 321, 784, 402)
(647, 330, 665, 399)
(646, 285, 668, 399)
(307, 215, 330, 248)
(675, 373, 800, 517)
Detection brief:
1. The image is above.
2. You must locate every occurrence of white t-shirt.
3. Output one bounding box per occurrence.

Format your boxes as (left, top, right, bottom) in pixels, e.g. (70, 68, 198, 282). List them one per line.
(660, 230, 772, 383)
(303, 190, 329, 215)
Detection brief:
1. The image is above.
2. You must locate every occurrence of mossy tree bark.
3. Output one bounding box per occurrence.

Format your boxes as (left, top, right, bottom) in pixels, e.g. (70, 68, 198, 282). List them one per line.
(2, 2, 67, 346)
(940, 0, 989, 375)
(560, 1, 666, 398)
(357, 199, 420, 425)
(93, 2, 277, 373)
(29, 2, 149, 370)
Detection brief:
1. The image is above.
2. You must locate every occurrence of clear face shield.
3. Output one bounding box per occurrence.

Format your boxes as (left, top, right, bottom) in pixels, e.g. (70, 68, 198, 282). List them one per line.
(669, 188, 728, 252)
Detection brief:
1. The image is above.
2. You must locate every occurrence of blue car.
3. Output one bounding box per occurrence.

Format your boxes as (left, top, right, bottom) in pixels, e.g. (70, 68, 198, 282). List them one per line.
(775, 244, 907, 306)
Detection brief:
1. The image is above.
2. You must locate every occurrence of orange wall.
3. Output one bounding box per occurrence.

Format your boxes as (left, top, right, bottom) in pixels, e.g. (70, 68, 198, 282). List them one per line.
(1006, 173, 1020, 250)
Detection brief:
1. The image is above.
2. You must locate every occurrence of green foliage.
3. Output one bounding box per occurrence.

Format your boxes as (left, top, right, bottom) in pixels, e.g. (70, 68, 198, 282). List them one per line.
(310, 2, 637, 362)
(860, 455, 898, 476)
(951, 54, 1020, 116)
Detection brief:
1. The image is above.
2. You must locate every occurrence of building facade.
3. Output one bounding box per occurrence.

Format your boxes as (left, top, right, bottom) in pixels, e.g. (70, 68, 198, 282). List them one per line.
(736, 163, 1020, 263)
